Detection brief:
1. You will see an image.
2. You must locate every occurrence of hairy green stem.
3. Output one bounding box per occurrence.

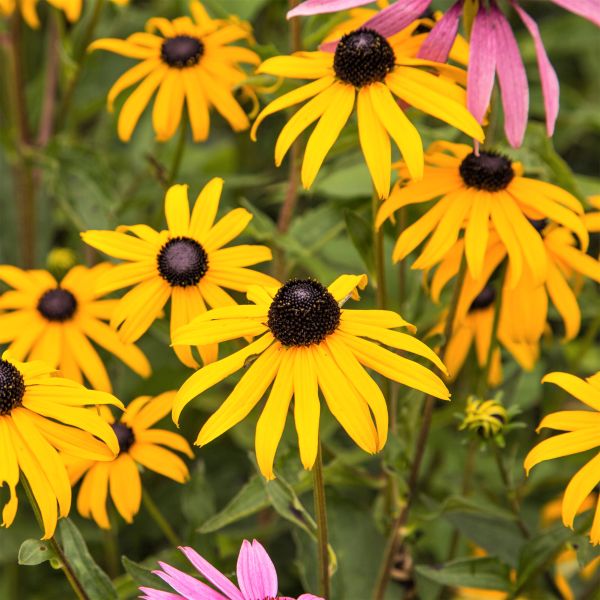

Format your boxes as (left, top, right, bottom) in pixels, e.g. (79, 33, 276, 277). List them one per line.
(313, 444, 330, 600)
(142, 488, 182, 548)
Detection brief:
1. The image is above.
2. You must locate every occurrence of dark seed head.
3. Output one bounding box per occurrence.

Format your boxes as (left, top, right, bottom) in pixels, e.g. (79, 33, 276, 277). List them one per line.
(112, 422, 135, 454)
(37, 288, 78, 322)
(161, 35, 204, 68)
(459, 151, 515, 192)
(157, 237, 209, 287)
(529, 218, 548, 234)
(268, 279, 341, 347)
(0, 360, 25, 415)
(469, 286, 496, 313)
(333, 28, 396, 88)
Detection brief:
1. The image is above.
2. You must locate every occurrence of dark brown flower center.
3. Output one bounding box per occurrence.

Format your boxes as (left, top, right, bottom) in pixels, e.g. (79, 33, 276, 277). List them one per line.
(459, 151, 515, 192)
(469, 286, 496, 312)
(112, 422, 135, 453)
(333, 28, 396, 88)
(161, 35, 204, 68)
(157, 237, 209, 287)
(37, 288, 77, 322)
(0, 360, 25, 415)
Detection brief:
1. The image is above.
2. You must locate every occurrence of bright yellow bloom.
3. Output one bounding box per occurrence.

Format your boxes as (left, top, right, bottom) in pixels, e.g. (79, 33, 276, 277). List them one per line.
(82, 179, 278, 368)
(0, 352, 122, 538)
(525, 371, 600, 545)
(63, 392, 192, 529)
(459, 396, 507, 438)
(251, 31, 483, 199)
(377, 142, 588, 286)
(0, 264, 150, 392)
(88, 1, 258, 142)
(172, 274, 450, 479)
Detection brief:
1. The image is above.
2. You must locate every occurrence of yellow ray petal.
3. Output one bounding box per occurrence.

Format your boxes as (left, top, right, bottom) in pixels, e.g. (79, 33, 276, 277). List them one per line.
(327, 274, 368, 304)
(256, 53, 333, 79)
(182, 69, 210, 141)
(545, 261, 580, 341)
(189, 178, 223, 242)
(88, 462, 111, 529)
(464, 191, 491, 280)
(81, 230, 157, 262)
(136, 429, 193, 457)
(489, 198, 523, 288)
(542, 372, 600, 412)
(109, 454, 141, 523)
(152, 69, 185, 141)
(204, 268, 280, 293)
(202, 208, 252, 253)
(128, 391, 176, 431)
(341, 309, 414, 332)
(164, 185, 191, 237)
(107, 59, 161, 111)
(537, 411, 600, 433)
(88, 38, 158, 59)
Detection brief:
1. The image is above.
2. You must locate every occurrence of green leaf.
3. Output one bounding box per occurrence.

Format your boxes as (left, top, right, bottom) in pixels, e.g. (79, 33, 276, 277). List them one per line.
(415, 557, 512, 592)
(18, 539, 57, 566)
(58, 518, 117, 600)
(121, 556, 171, 593)
(264, 476, 317, 538)
(344, 210, 374, 273)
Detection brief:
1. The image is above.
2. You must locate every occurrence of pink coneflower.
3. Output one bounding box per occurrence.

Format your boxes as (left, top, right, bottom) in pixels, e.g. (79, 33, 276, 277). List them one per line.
(139, 539, 323, 600)
(288, 0, 600, 147)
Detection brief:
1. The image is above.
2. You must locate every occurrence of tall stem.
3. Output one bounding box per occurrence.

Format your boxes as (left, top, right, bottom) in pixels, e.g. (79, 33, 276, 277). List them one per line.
(372, 256, 468, 600)
(142, 488, 182, 548)
(313, 444, 330, 599)
(372, 190, 387, 311)
(166, 117, 187, 187)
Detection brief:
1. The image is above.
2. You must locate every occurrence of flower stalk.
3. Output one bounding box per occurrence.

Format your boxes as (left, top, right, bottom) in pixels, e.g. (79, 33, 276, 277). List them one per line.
(313, 443, 330, 600)
(142, 488, 182, 548)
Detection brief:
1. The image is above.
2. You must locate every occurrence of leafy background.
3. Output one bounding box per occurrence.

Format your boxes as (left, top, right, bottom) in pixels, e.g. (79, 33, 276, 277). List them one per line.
(0, 1, 599, 598)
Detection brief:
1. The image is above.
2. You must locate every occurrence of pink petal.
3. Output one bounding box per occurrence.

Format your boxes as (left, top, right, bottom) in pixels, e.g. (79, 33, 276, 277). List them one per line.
(138, 589, 183, 600)
(179, 546, 244, 600)
(361, 0, 434, 39)
(417, 1, 463, 62)
(491, 4, 529, 147)
(287, 0, 372, 18)
(236, 540, 278, 600)
(155, 563, 229, 600)
(467, 7, 497, 124)
(549, 0, 600, 26)
(298, 595, 326, 600)
(511, 2, 559, 136)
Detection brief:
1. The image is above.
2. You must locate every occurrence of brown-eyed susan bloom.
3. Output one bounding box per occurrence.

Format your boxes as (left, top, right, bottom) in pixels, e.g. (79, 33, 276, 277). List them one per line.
(525, 371, 600, 545)
(63, 392, 192, 529)
(82, 179, 279, 368)
(0, 264, 150, 393)
(377, 141, 588, 286)
(251, 29, 483, 199)
(0, 353, 122, 538)
(88, 1, 258, 142)
(172, 274, 450, 479)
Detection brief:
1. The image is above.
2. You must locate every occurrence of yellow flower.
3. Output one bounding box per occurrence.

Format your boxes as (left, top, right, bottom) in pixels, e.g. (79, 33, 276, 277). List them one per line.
(88, 1, 259, 142)
(63, 392, 192, 529)
(377, 141, 588, 286)
(525, 371, 600, 545)
(0, 352, 122, 538)
(251, 31, 483, 199)
(459, 396, 507, 439)
(81, 179, 278, 368)
(172, 274, 449, 479)
(0, 264, 150, 392)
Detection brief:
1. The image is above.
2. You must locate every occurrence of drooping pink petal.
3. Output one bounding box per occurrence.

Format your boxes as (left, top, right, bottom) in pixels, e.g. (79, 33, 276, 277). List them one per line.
(361, 0, 433, 39)
(287, 0, 372, 18)
(417, 1, 463, 62)
(491, 3, 529, 147)
(139, 589, 183, 600)
(467, 6, 497, 124)
(179, 546, 244, 600)
(154, 563, 229, 600)
(236, 540, 278, 600)
(298, 595, 326, 599)
(511, 2, 559, 136)
(549, 0, 600, 26)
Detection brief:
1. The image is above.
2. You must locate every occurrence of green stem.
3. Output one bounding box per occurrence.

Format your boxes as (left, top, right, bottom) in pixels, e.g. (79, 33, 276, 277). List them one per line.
(166, 117, 187, 187)
(313, 444, 330, 600)
(142, 488, 182, 548)
(396, 207, 407, 312)
(372, 190, 387, 311)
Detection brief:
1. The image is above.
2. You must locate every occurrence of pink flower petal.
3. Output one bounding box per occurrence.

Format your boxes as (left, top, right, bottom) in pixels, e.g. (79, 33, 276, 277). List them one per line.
(511, 2, 559, 136)
(179, 546, 244, 600)
(491, 4, 529, 147)
(467, 7, 497, 124)
(550, 0, 600, 26)
(154, 563, 229, 600)
(138, 589, 183, 600)
(361, 0, 433, 39)
(236, 540, 278, 600)
(298, 595, 326, 599)
(417, 1, 463, 62)
(287, 0, 372, 18)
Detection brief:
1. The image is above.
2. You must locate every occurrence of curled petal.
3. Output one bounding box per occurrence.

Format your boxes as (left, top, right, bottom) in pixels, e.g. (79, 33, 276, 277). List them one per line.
(418, 1, 463, 63)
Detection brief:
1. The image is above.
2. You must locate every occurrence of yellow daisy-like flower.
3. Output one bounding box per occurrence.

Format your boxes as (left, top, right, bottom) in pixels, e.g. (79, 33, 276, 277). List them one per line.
(81, 179, 278, 368)
(63, 391, 192, 529)
(0, 264, 150, 392)
(88, 1, 259, 142)
(0, 352, 122, 538)
(251, 29, 483, 198)
(525, 371, 600, 545)
(377, 141, 588, 286)
(171, 274, 450, 479)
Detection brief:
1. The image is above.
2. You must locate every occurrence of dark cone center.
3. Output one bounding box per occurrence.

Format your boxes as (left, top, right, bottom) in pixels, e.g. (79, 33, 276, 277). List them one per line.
(459, 151, 515, 192)
(157, 237, 209, 287)
(0, 360, 25, 415)
(37, 288, 77, 322)
(268, 279, 341, 347)
(112, 422, 135, 453)
(333, 28, 396, 88)
(469, 286, 496, 313)
(161, 35, 204, 68)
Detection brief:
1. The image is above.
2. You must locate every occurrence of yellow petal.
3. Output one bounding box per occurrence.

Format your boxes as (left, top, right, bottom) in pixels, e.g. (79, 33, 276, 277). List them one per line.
(164, 184, 191, 237)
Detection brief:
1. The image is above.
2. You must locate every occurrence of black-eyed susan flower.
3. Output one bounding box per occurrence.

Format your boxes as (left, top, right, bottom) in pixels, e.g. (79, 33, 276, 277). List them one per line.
(63, 391, 192, 529)
(525, 371, 600, 545)
(82, 179, 278, 368)
(172, 274, 450, 479)
(0, 353, 122, 538)
(0, 264, 150, 393)
(251, 29, 483, 198)
(459, 396, 507, 439)
(377, 142, 588, 286)
(88, 1, 258, 142)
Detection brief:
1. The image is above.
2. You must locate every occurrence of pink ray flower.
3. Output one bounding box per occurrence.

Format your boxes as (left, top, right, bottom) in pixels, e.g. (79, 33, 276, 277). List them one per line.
(139, 540, 324, 600)
(288, 0, 600, 145)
